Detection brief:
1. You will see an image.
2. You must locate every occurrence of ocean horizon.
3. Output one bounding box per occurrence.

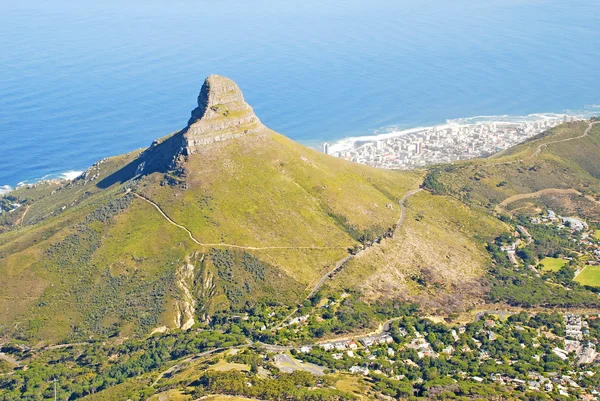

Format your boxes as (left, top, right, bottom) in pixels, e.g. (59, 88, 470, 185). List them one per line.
(1, 0, 599, 190)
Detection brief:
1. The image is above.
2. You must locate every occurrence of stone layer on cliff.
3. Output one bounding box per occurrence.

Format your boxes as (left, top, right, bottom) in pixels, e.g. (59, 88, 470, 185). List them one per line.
(184, 75, 265, 152)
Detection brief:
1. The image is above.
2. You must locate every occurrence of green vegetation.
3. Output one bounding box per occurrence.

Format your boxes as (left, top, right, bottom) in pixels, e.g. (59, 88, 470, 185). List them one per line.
(327, 190, 506, 313)
(255, 294, 418, 344)
(431, 122, 600, 216)
(575, 265, 600, 287)
(0, 123, 421, 342)
(193, 370, 354, 401)
(0, 330, 245, 401)
(487, 238, 599, 307)
(210, 248, 303, 312)
(539, 257, 567, 272)
(3, 78, 600, 400)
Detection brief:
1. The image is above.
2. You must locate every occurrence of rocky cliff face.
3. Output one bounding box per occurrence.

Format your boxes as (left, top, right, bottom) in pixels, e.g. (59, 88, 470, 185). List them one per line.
(184, 75, 266, 152)
(128, 75, 265, 181)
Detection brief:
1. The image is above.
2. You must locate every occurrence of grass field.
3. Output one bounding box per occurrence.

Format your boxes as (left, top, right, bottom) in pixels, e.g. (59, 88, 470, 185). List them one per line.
(209, 359, 250, 372)
(575, 265, 600, 287)
(595, 230, 600, 240)
(539, 257, 568, 272)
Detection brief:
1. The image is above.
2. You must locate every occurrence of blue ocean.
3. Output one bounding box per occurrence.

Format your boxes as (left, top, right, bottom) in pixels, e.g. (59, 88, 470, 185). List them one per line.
(1, 0, 599, 190)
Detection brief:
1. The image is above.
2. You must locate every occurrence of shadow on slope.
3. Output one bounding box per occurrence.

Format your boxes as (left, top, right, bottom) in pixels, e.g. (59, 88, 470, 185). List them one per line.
(96, 130, 187, 189)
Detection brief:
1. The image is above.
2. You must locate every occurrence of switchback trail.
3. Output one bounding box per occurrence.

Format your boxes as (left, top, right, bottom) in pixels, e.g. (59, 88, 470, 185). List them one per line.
(132, 192, 346, 251)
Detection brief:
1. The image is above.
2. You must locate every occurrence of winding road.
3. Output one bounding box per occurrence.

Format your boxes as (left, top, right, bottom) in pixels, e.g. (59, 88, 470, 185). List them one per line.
(152, 348, 225, 386)
(134, 186, 422, 331)
(306, 188, 423, 299)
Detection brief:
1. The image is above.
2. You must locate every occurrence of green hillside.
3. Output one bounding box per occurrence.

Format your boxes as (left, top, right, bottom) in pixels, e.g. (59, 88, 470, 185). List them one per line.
(426, 121, 600, 220)
(0, 76, 421, 343)
(326, 190, 507, 314)
(1, 75, 598, 346)
(1, 77, 600, 401)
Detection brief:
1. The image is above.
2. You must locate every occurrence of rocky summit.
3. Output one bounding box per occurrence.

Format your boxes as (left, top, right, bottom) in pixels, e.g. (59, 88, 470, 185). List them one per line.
(184, 74, 266, 152)
(130, 75, 266, 179)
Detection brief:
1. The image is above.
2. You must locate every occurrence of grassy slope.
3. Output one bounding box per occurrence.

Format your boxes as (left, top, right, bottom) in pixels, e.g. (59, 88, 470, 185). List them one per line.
(432, 122, 600, 218)
(0, 155, 139, 342)
(139, 131, 422, 285)
(0, 128, 421, 342)
(575, 265, 600, 287)
(327, 191, 507, 313)
(4, 117, 595, 342)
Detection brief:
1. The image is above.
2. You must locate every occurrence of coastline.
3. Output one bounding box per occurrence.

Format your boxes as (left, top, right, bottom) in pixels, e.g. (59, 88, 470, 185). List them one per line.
(2, 108, 599, 197)
(1, 170, 83, 196)
(327, 110, 599, 154)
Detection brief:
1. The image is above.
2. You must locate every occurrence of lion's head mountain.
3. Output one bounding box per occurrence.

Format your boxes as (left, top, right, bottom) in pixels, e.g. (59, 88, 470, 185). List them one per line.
(1, 75, 599, 345)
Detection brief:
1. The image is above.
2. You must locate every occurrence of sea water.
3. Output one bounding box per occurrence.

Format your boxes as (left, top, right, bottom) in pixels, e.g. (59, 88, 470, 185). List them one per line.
(1, 0, 599, 190)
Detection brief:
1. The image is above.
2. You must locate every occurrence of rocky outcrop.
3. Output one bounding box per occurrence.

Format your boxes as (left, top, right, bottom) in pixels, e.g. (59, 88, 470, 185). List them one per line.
(121, 75, 264, 184)
(184, 75, 266, 153)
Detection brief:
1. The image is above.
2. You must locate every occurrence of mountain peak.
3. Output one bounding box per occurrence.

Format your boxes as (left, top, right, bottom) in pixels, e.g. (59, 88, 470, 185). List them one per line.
(184, 75, 265, 153)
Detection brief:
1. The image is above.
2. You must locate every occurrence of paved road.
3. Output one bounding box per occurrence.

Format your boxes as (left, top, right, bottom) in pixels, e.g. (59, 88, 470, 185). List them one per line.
(152, 348, 224, 386)
(306, 255, 353, 299)
(42, 342, 89, 351)
(394, 188, 422, 236)
(473, 310, 516, 322)
(273, 187, 423, 329)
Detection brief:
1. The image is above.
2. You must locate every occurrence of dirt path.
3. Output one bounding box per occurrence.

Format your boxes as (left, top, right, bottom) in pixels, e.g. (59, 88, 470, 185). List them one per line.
(275, 187, 423, 329)
(496, 188, 584, 212)
(152, 348, 225, 387)
(494, 120, 597, 166)
(526, 121, 597, 160)
(13, 205, 30, 226)
(132, 192, 345, 251)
